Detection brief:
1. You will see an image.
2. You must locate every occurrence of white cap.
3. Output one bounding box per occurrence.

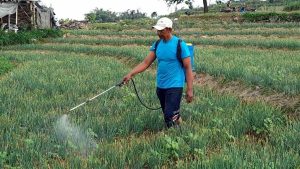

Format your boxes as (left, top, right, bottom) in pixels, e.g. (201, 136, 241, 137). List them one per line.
(152, 17, 173, 30)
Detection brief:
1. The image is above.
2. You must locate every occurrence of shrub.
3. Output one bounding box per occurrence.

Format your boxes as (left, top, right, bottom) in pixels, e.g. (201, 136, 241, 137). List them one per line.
(284, 2, 300, 11)
(0, 29, 63, 46)
(242, 12, 300, 22)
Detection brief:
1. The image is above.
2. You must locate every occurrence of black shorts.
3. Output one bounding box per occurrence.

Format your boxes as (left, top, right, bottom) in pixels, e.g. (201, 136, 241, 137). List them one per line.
(156, 87, 183, 127)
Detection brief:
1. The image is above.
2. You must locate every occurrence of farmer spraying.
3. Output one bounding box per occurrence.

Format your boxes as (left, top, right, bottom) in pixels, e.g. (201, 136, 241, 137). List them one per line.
(123, 17, 194, 128)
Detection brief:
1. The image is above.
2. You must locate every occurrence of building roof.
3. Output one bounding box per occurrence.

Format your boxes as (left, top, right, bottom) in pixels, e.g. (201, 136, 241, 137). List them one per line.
(0, 0, 39, 2)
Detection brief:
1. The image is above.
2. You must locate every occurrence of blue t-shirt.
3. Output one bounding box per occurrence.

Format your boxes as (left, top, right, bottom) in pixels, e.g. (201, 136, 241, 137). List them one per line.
(150, 36, 190, 89)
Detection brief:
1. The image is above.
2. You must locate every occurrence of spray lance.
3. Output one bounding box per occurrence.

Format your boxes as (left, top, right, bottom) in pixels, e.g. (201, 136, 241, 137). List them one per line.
(69, 79, 161, 112)
(69, 81, 124, 112)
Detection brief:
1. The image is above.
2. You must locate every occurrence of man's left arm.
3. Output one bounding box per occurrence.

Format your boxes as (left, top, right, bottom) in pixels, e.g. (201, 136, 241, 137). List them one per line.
(183, 57, 193, 103)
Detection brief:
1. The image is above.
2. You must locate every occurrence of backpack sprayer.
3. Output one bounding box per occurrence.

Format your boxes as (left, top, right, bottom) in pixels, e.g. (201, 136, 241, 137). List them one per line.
(69, 79, 161, 112)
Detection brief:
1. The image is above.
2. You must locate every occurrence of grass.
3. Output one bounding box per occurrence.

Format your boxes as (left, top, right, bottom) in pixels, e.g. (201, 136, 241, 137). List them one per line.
(0, 16, 299, 168)
(197, 47, 300, 95)
(65, 27, 300, 37)
(0, 57, 14, 76)
(47, 36, 300, 50)
(3, 43, 300, 95)
(0, 51, 298, 168)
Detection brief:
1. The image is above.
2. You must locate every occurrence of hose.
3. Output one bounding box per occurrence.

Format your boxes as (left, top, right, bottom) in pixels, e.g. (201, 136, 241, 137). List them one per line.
(131, 78, 161, 110)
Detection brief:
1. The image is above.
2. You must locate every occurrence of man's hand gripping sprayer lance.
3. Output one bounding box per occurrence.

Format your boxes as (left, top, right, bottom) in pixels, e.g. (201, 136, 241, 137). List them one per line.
(69, 81, 124, 112)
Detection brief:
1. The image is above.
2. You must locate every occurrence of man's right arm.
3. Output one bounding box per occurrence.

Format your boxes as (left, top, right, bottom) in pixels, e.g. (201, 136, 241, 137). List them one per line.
(123, 51, 156, 83)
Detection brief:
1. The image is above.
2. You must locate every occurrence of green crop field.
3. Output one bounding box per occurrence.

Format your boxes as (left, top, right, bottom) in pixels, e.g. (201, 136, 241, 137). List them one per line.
(0, 16, 299, 168)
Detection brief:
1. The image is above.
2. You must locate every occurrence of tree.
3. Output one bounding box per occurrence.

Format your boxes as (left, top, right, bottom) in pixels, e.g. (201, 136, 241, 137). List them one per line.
(85, 13, 97, 23)
(151, 12, 158, 18)
(203, 0, 208, 13)
(85, 8, 118, 23)
(185, 0, 193, 9)
(163, 0, 208, 13)
(119, 9, 147, 20)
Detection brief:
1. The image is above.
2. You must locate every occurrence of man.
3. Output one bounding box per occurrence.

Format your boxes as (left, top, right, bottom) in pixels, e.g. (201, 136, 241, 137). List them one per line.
(123, 17, 194, 128)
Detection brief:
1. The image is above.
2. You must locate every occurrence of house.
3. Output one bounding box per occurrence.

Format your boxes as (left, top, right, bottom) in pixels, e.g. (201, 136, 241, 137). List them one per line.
(0, 0, 57, 31)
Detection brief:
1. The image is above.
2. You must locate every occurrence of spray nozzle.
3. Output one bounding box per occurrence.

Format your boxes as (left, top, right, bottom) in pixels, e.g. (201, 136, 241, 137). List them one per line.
(116, 81, 125, 87)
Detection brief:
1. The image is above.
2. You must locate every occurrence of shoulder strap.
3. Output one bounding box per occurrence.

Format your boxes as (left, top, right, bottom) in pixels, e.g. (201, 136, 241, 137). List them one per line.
(154, 38, 183, 67)
(154, 39, 161, 58)
(177, 39, 183, 67)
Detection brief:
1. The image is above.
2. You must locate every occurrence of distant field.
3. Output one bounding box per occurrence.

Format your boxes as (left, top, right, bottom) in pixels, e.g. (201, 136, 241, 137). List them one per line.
(0, 18, 299, 168)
